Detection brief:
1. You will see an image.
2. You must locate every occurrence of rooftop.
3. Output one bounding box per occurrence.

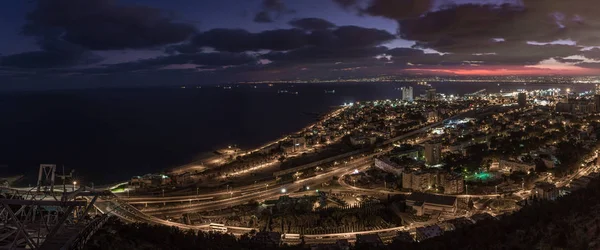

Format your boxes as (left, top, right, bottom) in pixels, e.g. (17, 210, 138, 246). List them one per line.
(407, 192, 457, 206)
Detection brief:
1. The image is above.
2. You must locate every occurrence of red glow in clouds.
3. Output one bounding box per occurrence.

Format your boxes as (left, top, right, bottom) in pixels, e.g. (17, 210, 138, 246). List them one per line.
(404, 65, 600, 76)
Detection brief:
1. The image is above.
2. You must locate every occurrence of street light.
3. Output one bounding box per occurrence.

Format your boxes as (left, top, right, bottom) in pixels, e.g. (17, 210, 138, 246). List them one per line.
(281, 188, 286, 194)
(72, 181, 77, 191)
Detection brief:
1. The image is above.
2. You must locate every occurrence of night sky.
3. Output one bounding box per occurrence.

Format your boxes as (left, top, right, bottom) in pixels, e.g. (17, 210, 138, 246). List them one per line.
(2, 0, 600, 88)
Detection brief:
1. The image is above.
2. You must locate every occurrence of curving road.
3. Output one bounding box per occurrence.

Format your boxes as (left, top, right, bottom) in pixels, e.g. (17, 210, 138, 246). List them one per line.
(93, 105, 510, 241)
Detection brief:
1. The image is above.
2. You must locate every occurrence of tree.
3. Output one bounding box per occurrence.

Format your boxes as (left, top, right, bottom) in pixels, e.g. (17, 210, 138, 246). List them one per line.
(534, 159, 548, 173)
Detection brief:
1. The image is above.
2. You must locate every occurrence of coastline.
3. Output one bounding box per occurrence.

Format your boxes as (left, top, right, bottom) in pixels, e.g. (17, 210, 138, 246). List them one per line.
(168, 105, 346, 175)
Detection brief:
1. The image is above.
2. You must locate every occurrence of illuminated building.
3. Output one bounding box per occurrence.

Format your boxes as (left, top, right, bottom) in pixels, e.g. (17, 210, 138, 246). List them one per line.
(443, 174, 465, 194)
(401, 86, 414, 101)
(555, 100, 596, 114)
(291, 135, 306, 151)
(533, 182, 558, 200)
(426, 87, 436, 101)
(406, 193, 457, 216)
(402, 169, 464, 194)
(374, 158, 404, 176)
(349, 133, 377, 146)
(517, 92, 527, 107)
(424, 142, 442, 165)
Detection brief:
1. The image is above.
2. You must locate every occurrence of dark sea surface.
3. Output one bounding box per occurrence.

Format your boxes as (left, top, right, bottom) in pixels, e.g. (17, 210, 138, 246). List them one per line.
(0, 82, 593, 185)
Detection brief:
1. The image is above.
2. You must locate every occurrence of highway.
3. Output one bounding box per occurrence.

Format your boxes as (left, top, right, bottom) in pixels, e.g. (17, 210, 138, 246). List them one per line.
(95, 193, 448, 245)
(143, 157, 374, 216)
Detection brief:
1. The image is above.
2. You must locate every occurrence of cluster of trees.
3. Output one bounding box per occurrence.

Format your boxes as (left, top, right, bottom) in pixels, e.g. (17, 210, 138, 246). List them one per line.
(190, 201, 265, 228)
(345, 167, 400, 190)
(84, 219, 306, 250)
(269, 201, 399, 235)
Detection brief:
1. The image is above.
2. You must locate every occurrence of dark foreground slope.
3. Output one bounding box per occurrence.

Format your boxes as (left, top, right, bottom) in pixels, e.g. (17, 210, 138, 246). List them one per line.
(387, 179, 600, 250)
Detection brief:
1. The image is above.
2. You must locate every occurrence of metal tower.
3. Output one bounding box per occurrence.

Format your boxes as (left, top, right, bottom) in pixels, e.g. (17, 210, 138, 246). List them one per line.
(36, 164, 56, 192)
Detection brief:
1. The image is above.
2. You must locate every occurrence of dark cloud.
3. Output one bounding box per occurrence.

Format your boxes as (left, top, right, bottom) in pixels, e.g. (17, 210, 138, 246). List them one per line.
(262, 0, 285, 12)
(0, 37, 102, 69)
(190, 29, 258, 53)
(1, 50, 99, 69)
(583, 48, 600, 60)
(264, 46, 388, 63)
(363, 0, 433, 20)
(254, 11, 273, 23)
(257, 29, 309, 51)
(254, 0, 295, 23)
(332, 0, 359, 9)
(289, 18, 336, 31)
(190, 28, 308, 53)
(555, 58, 585, 64)
(350, 0, 600, 60)
(332, 26, 395, 48)
(576, 62, 600, 69)
(386, 48, 426, 57)
(396, 4, 526, 52)
(117, 52, 256, 68)
(176, 25, 395, 53)
(302, 26, 396, 49)
(70, 52, 258, 74)
(165, 43, 201, 55)
(23, 0, 197, 50)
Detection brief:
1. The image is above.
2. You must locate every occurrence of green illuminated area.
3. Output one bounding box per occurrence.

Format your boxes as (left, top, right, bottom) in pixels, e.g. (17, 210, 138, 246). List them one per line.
(110, 183, 128, 193)
(464, 171, 496, 182)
